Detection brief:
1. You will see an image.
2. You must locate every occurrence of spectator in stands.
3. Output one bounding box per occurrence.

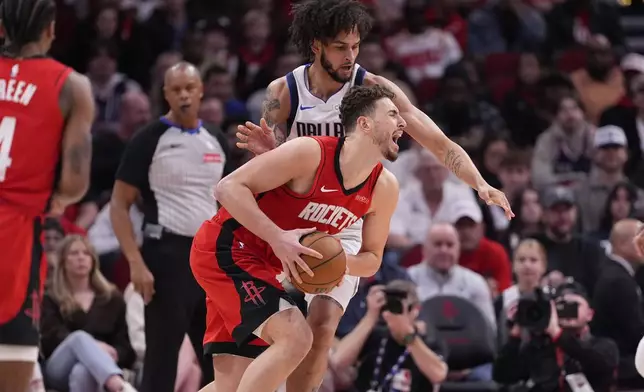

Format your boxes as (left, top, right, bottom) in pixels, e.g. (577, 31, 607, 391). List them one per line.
(201, 23, 239, 80)
(88, 41, 141, 133)
(409, 223, 496, 330)
(495, 280, 619, 392)
(467, 0, 546, 56)
(221, 116, 253, 171)
(203, 64, 247, 118)
(498, 239, 548, 317)
(388, 150, 475, 252)
(502, 52, 546, 148)
(40, 235, 136, 392)
(448, 199, 513, 292)
(123, 283, 201, 392)
(532, 186, 605, 296)
(357, 37, 416, 106)
(576, 125, 644, 233)
(199, 97, 225, 128)
(477, 134, 509, 190)
(601, 73, 644, 180)
(532, 94, 595, 190)
(423, 0, 468, 51)
(592, 182, 641, 247)
(425, 64, 507, 151)
(491, 151, 532, 233)
(384, 0, 462, 83)
(501, 187, 544, 255)
(599, 53, 644, 115)
(144, 0, 191, 67)
(592, 219, 644, 388)
(332, 280, 448, 392)
(570, 35, 624, 125)
(91, 91, 152, 205)
(544, 0, 625, 54)
(236, 10, 275, 90)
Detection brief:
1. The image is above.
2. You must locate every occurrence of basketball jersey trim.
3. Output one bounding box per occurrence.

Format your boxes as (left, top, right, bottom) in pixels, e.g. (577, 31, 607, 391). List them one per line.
(279, 137, 326, 200)
(334, 137, 380, 196)
(354, 67, 366, 86)
(285, 72, 298, 137)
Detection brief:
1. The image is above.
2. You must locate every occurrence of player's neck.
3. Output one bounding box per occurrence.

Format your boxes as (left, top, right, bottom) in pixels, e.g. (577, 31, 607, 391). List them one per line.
(5, 42, 48, 58)
(338, 136, 381, 188)
(307, 63, 344, 101)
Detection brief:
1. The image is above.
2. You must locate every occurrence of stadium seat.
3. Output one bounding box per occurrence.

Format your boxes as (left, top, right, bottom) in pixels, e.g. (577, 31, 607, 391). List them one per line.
(484, 53, 520, 81)
(556, 48, 587, 73)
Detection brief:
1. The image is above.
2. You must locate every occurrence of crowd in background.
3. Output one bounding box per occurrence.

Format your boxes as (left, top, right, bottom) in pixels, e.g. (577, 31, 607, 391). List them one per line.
(24, 0, 644, 391)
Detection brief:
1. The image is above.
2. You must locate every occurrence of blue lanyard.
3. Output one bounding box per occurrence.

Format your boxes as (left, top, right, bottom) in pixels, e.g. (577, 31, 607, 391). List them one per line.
(369, 337, 409, 392)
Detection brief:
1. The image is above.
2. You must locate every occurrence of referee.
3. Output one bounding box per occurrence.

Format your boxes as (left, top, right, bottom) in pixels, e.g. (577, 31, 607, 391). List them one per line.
(110, 62, 230, 392)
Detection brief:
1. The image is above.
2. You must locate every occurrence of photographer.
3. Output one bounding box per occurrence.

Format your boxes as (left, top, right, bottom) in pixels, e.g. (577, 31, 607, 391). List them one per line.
(493, 281, 618, 392)
(332, 280, 448, 392)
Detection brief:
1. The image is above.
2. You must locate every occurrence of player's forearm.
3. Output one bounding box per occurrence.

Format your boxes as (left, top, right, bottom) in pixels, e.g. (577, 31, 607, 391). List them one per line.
(109, 201, 143, 264)
(215, 179, 283, 244)
(57, 137, 92, 203)
(406, 108, 487, 191)
(346, 252, 382, 277)
(408, 338, 448, 383)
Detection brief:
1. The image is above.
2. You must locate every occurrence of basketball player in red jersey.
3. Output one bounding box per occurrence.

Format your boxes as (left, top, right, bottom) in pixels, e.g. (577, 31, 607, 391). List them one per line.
(191, 85, 402, 392)
(0, 0, 94, 389)
(232, 1, 514, 392)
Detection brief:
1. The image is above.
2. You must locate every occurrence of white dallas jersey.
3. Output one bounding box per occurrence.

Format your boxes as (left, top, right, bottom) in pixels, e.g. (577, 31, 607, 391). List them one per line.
(284, 63, 367, 247)
(285, 63, 366, 140)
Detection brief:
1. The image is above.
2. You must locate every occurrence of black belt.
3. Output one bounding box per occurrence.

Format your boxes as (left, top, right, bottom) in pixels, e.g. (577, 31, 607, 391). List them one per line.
(142, 223, 194, 241)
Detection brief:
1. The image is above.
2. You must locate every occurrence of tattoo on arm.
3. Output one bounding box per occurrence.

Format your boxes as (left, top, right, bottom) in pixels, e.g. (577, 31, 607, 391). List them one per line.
(69, 133, 92, 175)
(262, 86, 288, 147)
(444, 148, 463, 178)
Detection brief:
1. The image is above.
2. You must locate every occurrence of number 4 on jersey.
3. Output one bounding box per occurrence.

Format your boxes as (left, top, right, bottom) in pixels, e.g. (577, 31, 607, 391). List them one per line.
(0, 116, 16, 182)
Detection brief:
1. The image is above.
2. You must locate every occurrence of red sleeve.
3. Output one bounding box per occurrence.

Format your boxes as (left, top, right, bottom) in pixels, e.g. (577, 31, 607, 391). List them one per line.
(487, 240, 513, 291)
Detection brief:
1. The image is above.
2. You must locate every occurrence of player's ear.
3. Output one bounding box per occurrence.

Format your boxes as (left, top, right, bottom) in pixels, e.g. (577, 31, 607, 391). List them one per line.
(357, 116, 371, 133)
(47, 21, 56, 40)
(311, 39, 321, 55)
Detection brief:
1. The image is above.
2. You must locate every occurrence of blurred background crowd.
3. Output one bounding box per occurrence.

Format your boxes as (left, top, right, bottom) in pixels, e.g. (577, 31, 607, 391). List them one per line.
(20, 0, 644, 391)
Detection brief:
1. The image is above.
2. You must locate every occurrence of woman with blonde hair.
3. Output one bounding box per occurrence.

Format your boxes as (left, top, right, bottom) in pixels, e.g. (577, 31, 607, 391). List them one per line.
(499, 238, 548, 314)
(40, 235, 137, 392)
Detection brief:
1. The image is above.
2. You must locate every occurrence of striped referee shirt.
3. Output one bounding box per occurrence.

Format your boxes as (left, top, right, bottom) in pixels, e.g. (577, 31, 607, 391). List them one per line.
(115, 117, 232, 237)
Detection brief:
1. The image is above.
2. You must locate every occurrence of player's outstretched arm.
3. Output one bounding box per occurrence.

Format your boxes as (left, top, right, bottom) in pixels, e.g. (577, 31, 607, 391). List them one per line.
(55, 71, 94, 207)
(346, 169, 399, 277)
(216, 137, 320, 243)
(236, 77, 291, 154)
(364, 73, 514, 219)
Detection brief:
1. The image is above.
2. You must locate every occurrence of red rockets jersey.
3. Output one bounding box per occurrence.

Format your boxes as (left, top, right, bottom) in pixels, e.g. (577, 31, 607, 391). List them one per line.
(213, 136, 383, 257)
(0, 57, 71, 215)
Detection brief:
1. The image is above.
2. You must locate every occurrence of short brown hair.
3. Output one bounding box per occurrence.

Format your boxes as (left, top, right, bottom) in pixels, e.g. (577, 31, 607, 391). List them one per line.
(339, 85, 396, 134)
(386, 279, 419, 305)
(499, 150, 530, 170)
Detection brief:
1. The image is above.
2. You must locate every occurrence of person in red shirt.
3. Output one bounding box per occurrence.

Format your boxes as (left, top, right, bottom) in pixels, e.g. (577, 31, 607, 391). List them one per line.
(191, 85, 401, 392)
(0, 0, 94, 389)
(449, 200, 513, 292)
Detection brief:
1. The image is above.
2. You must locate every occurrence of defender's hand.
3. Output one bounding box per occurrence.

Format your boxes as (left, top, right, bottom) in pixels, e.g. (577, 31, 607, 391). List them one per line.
(236, 118, 277, 155)
(271, 227, 323, 284)
(477, 184, 515, 220)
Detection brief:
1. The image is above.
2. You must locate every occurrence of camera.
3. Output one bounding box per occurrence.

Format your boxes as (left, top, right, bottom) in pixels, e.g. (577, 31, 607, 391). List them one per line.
(515, 286, 580, 332)
(382, 288, 408, 314)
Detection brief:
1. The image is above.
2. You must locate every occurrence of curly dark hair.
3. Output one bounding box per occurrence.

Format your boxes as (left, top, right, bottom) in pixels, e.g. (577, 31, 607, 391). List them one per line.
(289, 0, 373, 60)
(339, 85, 395, 133)
(1, 0, 56, 54)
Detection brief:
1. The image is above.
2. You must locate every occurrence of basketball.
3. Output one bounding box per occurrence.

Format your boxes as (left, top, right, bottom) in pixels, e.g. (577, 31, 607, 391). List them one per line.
(291, 231, 347, 294)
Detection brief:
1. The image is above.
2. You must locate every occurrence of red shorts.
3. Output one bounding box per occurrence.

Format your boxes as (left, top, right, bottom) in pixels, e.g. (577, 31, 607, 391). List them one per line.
(190, 217, 295, 359)
(0, 206, 46, 347)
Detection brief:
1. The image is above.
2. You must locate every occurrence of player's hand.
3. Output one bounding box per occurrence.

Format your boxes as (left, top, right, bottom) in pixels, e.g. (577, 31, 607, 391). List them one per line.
(270, 227, 323, 284)
(477, 184, 515, 220)
(236, 118, 277, 155)
(48, 194, 67, 217)
(130, 259, 155, 304)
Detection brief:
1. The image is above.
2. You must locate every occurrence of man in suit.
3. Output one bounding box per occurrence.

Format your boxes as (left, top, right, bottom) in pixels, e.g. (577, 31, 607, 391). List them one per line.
(593, 219, 644, 388)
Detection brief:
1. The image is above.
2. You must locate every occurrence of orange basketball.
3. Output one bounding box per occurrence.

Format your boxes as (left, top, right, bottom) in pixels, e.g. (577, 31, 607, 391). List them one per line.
(291, 231, 346, 294)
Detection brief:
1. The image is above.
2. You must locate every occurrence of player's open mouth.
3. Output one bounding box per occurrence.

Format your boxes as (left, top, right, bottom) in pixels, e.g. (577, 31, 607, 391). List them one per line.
(392, 131, 403, 145)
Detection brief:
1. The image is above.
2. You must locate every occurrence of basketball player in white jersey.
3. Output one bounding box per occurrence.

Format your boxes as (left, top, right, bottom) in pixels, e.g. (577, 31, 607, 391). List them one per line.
(202, 1, 513, 391)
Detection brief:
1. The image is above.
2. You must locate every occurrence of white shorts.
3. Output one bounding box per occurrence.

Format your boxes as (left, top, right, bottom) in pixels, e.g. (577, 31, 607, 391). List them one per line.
(304, 223, 362, 312)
